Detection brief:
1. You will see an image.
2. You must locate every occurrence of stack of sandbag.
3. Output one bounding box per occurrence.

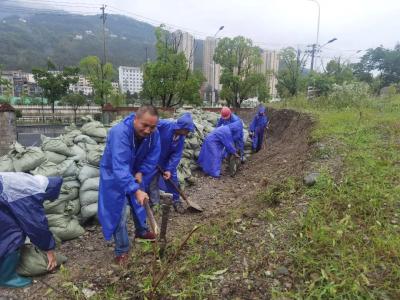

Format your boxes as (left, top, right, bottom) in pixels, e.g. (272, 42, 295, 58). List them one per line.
(0, 118, 108, 242)
(174, 108, 252, 188)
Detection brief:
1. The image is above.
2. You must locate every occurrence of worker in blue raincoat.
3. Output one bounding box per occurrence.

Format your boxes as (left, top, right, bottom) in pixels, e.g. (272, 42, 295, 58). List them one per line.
(216, 106, 241, 127)
(0, 172, 63, 288)
(249, 105, 269, 152)
(98, 105, 161, 265)
(148, 113, 195, 213)
(197, 120, 243, 178)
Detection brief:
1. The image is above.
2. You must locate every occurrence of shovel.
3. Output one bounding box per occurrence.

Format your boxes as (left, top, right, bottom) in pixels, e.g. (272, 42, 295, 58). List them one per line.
(157, 166, 203, 212)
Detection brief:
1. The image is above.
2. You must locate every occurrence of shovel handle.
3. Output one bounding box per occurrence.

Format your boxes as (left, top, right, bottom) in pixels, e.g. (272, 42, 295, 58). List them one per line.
(145, 202, 159, 235)
(157, 166, 190, 205)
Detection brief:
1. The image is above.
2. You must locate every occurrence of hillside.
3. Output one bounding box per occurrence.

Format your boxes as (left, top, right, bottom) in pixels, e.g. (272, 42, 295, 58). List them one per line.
(0, 11, 204, 71)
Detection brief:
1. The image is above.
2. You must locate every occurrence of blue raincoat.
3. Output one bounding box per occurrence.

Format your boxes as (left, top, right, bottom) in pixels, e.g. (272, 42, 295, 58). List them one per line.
(249, 106, 269, 152)
(0, 173, 63, 259)
(197, 121, 244, 178)
(216, 113, 241, 127)
(98, 113, 161, 241)
(156, 113, 194, 201)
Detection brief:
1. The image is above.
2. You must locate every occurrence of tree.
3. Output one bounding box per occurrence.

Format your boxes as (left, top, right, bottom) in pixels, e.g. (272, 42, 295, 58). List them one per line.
(353, 45, 400, 91)
(60, 92, 86, 124)
(325, 58, 354, 84)
(79, 56, 114, 106)
(32, 60, 79, 118)
(276, 47, 308, 98)
(0, 65, 12, 103)
(109, 91, 126, 107)
(214, 36, 267, 107)
(141, 25, 204, 107)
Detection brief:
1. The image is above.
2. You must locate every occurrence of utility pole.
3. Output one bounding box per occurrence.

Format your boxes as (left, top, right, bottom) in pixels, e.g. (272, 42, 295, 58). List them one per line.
(100, 4, 107, 104)
(310, 43, 317, 72)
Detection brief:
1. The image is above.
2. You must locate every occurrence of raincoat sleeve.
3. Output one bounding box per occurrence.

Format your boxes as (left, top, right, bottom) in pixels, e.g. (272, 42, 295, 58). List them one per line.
(139, 133, 161, 186)
(217, 130, 237, 154)
(10, 198, 55, 252)
(249, 116, 257, 133)
(165, 139, 185, 172)
(109, 127, 140, 195)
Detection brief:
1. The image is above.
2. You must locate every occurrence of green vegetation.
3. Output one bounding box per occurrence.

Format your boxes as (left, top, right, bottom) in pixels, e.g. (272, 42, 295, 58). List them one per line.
(79, 56, 114, 106)
(32, 60, 79, 115)
(141, 25, 204, 107)
(214, 36, 269, 107)
(271, 95, 400, 299)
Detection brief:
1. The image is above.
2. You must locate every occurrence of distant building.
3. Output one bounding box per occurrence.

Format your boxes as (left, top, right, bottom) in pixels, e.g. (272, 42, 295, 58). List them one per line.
(173, 30, 195, 71)
(255, 49, 280, 98)
(69, 75, 93, 96)
(118, 66, 143, 94)
(0, 70, 41, 97)
(202, 37, 222, 101)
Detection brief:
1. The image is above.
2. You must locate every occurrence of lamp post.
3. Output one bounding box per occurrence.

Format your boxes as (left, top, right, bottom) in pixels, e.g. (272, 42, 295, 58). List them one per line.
(211, 25, 224, 107)
(308, 0, 320, 72)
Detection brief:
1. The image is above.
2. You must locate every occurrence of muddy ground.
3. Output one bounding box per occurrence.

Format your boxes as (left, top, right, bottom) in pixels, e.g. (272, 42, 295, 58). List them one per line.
(1, 108, 315, 300)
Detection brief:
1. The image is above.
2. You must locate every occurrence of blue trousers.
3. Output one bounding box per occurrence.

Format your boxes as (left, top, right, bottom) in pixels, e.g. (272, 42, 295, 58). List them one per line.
(113, 197, 148, 256)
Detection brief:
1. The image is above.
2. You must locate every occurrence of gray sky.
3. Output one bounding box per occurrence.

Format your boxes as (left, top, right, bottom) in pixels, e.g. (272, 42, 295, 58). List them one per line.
(13, 0, 400, 64)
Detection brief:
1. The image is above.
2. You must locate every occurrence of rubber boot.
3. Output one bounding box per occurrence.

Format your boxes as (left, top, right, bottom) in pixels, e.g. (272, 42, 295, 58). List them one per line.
(0, 250, 32, 288)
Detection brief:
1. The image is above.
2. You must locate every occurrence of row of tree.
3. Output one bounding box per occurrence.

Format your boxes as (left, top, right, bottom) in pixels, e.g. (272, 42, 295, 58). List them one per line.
(276, 44, 400, 98)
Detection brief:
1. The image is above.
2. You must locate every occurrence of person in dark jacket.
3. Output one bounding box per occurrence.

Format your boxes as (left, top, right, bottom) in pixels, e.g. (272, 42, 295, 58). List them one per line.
(98, 105, 161, 265)
(197, 121, 243, 178)
(0, 172, 63, 288)
(249, 105, 269, 152)
(149, 113, 195, 213)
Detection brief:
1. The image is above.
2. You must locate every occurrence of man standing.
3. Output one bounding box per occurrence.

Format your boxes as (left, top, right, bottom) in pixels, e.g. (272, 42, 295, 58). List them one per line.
(149, 113, 195, 214)
(197, 121, 243, 178)
(0, 172, 63, 288)
(249, 105, 269, 152)
(216, 106, 241, 127)
(98, 105, 161, 265)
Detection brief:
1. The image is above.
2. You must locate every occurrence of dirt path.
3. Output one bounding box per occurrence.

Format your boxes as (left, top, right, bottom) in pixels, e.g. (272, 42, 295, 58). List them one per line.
(1, 109, 314, 300)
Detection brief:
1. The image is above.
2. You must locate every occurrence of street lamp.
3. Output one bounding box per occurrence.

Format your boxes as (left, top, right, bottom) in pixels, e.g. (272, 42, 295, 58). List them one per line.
(308, 0, 320, 71)
(211, 25, 224, 107)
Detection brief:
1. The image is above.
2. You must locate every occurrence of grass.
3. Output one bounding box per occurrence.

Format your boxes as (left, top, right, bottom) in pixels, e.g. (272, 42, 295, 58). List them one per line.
(272, 95, 400, 299)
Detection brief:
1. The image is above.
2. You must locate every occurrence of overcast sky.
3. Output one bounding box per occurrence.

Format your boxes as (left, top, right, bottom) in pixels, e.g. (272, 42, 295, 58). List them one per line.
(12, 0, 400, 64)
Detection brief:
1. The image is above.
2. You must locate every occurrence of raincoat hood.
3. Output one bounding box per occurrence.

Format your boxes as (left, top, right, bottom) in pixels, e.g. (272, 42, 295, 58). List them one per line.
(258, 105, 266, 115)
(175, 113, 195, 132)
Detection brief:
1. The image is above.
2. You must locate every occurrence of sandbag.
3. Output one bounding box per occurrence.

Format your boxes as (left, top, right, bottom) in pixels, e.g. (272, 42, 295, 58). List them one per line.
(80, 177, 99, 192)
(31, 160, 75, 177)
(74, 134, 97, 145)
(80, 203, 98, 219)
(80, 190, 99, 206)
(50, 218, 85, 241)
(44, 151, 67, 164)
(62, 130, 82, 146)
(65, 198, 81, 216)
(0, 155, 14, 172)
(78, 164, 99, 183)
(47, 214, 72, 228)
(11, 144, 46, 172)
(87, 150, 103, 167)
(58, 186, 79, 202)
(69, 145, 86, 162)
(63, 160, 79, 178)
(43, 199, 67, 215)
(16, 244, 67, 277)
(81, 121, 107, 138)
(41, 135, 71, 156)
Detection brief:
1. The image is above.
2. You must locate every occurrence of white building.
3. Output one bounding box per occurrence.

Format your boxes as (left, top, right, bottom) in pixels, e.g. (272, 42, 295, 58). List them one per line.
(256, 49, 280, 98)
(118, 66, 143, 94)
(173, 30, 195, 71)
(69, 75, 93, 96)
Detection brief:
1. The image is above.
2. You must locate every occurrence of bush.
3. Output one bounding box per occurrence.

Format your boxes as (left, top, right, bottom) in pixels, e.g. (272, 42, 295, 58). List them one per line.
(325, 82, 371, 109)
